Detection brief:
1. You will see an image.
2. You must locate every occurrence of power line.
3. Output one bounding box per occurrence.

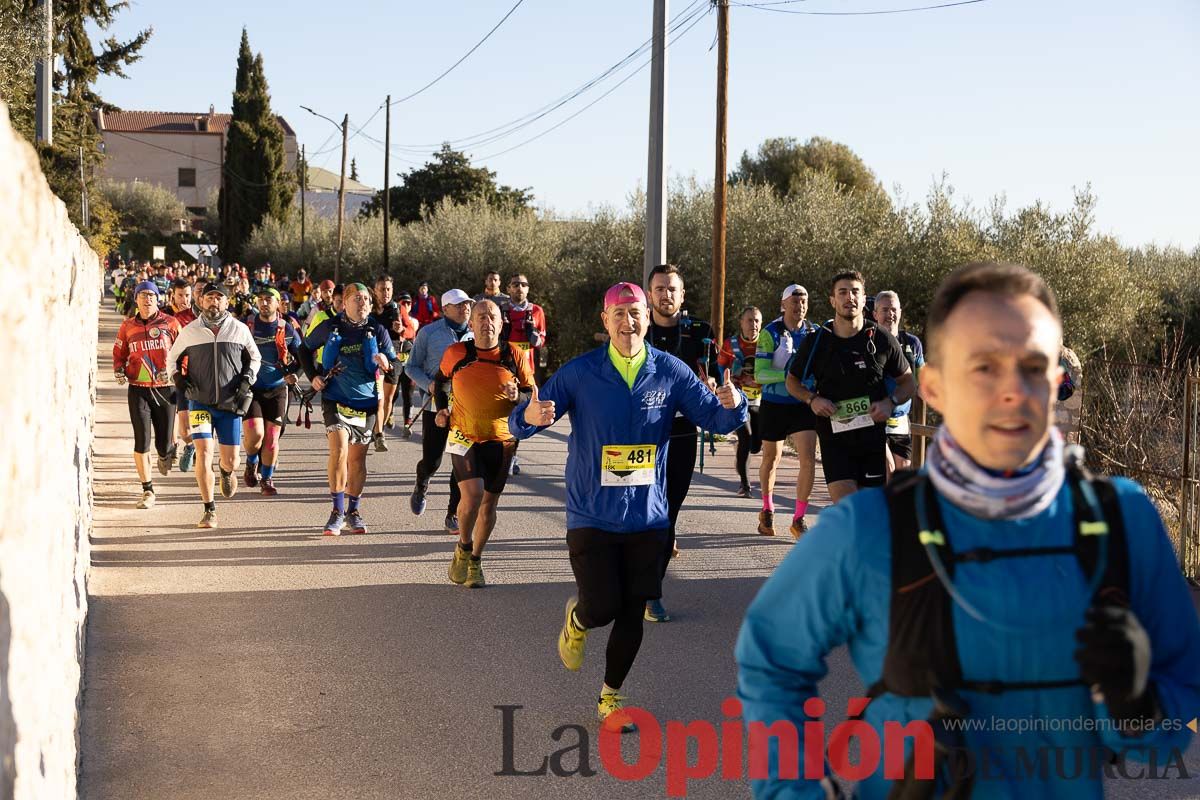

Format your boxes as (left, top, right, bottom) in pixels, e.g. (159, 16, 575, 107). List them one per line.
(477, 4, 713, 161)
(730, 0, 987, 15)
(375, 0, 711, 158)
(389, 0, 528, 107)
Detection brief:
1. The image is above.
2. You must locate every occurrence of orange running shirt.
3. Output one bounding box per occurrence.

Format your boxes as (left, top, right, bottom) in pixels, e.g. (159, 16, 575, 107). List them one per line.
(439, 342, 534, 443)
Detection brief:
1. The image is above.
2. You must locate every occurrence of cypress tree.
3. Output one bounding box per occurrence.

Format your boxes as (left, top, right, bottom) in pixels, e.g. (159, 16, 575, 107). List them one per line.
(219, 29, 293, 262)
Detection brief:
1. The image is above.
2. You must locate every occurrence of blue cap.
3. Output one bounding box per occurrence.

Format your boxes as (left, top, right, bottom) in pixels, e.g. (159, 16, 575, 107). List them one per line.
(134, 281, 160, 297)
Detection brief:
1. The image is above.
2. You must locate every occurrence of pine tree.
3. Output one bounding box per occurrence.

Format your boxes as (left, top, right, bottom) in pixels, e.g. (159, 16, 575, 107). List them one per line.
(349, 157, 358, 183)
(219, 28, 293, 262)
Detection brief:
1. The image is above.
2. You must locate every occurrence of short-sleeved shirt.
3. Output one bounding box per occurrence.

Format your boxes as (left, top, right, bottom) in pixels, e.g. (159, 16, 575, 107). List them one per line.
(788, 321, 909, 404)
(439, 342, 534, 443)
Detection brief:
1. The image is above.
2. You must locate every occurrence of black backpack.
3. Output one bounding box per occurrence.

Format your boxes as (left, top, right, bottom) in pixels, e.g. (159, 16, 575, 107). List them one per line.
(861, 453, 1129, 798)
(449, 340, 521, 380)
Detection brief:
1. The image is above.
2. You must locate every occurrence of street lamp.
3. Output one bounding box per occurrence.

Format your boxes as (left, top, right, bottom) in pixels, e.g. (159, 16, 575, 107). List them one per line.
(300, 105, 348, 283)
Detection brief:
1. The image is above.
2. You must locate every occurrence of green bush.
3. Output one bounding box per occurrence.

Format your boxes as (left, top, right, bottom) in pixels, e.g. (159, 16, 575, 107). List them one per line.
(243, 178, 1190, 371)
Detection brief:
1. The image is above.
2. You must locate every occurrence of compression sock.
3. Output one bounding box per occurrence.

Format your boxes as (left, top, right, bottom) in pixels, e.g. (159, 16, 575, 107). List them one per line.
(246, 453, 260, 467)
(762, 494, 775, 512)
(260, 464, 275, 479)
(331, 491, 345, 513)
(794, 501, 809, 521)
(347, 494, 360, 512)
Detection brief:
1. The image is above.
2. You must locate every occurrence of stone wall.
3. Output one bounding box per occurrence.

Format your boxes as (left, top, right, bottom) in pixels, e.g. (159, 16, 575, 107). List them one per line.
(0, 103, 100, 799)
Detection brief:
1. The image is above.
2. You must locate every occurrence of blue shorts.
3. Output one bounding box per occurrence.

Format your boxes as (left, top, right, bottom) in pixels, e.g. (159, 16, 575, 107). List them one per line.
(187, 402, 243, 445)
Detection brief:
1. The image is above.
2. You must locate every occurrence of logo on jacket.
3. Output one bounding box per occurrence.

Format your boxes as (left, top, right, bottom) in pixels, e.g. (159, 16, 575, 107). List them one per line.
(149, 327, 161, 338)
(641, 390, 667, 411)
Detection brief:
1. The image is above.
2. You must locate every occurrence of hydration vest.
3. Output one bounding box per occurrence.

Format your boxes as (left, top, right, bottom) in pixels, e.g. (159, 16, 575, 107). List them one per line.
(449, 340, 520, 380)
(246, 314, 291, 367)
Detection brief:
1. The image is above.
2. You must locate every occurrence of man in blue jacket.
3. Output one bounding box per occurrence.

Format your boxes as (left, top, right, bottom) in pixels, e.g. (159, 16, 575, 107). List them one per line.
(736, 262, 1200, 798)
(510, 282, 748, 732)
(405, 289, 474, 534)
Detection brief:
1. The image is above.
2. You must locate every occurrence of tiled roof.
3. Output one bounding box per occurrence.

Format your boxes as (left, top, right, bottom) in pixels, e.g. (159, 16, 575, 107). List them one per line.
(100, 110, 296, 137)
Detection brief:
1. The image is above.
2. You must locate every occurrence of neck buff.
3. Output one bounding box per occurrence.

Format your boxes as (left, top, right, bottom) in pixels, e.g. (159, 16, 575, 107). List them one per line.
(203, 308, 230, 327)
(447, 318, 469, 336)
(926, 425, 1065, 520)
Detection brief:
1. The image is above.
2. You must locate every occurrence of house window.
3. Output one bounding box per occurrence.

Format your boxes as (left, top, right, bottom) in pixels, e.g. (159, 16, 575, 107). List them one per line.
(186, 206, 206, 217)
(178, 168, 196, 188)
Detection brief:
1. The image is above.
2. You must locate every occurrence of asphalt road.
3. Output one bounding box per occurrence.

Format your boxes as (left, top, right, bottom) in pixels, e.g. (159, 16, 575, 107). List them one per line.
(81, 305, 1200, 800)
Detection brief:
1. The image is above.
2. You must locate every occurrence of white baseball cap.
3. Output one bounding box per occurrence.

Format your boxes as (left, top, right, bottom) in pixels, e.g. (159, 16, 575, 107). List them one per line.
(441, 288, 472, 306)
(781, 283, 808, 301)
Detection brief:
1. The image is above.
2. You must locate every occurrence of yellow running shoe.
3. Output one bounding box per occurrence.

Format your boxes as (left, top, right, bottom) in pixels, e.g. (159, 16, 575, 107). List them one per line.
(465, 558, 486, 588)
(448, 546, 470, 585)
(558, 597, 587, 671)
(597, 691, 637, 733)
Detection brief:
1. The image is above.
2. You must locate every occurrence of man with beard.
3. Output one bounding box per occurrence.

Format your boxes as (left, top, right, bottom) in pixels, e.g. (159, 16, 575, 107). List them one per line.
(786, 271, 916, 503)
(167, 282, 261, 528)
(644, 263, 718, 623)
(165, 278, 199, 473)
(241, 287, 302, 496)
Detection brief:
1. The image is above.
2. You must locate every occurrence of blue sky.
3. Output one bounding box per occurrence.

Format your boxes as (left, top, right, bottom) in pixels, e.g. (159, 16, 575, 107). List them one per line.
(95, 0, 1199, 249)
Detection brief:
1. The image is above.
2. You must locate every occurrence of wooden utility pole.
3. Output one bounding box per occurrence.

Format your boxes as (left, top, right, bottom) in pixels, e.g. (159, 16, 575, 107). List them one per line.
(300, 143, 307, 266)
(335, 113, 348, 283)
(383, 95, 391, 272)
(643, 0, 669, 285)
(711, 0, 730, 347)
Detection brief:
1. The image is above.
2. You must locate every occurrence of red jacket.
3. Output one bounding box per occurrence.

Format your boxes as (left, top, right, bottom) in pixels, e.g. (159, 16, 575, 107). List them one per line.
(413, 294, 441, 327)
(167, 303, 197, 327)
(113, 311, 182, 386)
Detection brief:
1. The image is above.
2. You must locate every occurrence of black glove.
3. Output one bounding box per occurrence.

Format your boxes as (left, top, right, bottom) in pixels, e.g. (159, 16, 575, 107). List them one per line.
(233, 378, 253, 417)
(1074, 606, 1158, 730)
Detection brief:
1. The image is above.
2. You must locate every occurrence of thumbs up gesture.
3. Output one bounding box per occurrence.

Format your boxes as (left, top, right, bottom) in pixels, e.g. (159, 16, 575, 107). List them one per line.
(523, 383, 555, 426)
(716, 369, 742, 409)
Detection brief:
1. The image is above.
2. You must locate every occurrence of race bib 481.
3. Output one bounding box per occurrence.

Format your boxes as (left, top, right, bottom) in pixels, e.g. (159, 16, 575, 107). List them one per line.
(600, 444, 656, 486)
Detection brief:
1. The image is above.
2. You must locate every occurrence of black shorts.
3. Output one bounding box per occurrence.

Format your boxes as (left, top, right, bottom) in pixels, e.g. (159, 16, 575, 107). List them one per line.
(816, 418, 887, 488)
(452, 440, 518, 494)
(320, 399, 377, 445)
(758, 399, 815, 442)
(382, 362, 403, 386)
(887, 433, 913, 461)
(248, 385, 289, 425)
(567, 528, 670, 613)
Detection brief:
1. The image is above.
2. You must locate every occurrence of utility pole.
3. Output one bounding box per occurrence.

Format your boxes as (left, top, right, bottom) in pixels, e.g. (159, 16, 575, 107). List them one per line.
(299, 143, 306, 266)
(710, 0, 730, 346)
(383, 95, 391, 272)
(336, 113, 348, 283)
(35, 0, 53, 145)
(643, 0, 668, 285)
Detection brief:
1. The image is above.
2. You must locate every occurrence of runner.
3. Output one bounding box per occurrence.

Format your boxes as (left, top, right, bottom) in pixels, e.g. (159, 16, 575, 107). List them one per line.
(738, 261, 1200, 798)
(299, 282, 397, 535)
(645, 263, 718, 623)
(164, 278, 199, 473)
(113, 281, 182, 508)
(786, 271, 916, 503)
(509, 282, 746, 731)
(473, 270, 511, 310)
(298, 279, 335, 323)
(501, 272, 547, 474)
(754, 283, 821, 538)
(413, 281, 441, 327)
(391, 291, 420, 437)
(368, 275, 405, 452)
(166, 282, 261, 528)
(406, 289, 474, 534)
(717, 306, 764, 498)
(241, 287, 302, 496)
(436, 300, 534, 588)
(872, 290, 925, 476)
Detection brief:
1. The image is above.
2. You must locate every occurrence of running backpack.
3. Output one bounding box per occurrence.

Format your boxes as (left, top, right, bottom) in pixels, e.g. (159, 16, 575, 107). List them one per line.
(862, 453, 1129, 798)
(246, 315, 292, 367)
(449, 340, 520, 380)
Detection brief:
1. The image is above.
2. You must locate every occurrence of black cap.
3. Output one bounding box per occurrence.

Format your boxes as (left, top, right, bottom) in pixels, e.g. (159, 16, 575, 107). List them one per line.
(200, 282, 230, 298)
(398, 292, 412, 301)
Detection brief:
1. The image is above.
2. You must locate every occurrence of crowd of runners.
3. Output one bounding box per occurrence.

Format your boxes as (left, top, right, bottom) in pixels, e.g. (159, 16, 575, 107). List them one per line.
(106, 257, 1199, 796)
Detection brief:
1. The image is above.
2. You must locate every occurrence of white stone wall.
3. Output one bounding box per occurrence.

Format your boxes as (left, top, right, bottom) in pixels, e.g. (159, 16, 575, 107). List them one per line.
(0, 102, 100, 799)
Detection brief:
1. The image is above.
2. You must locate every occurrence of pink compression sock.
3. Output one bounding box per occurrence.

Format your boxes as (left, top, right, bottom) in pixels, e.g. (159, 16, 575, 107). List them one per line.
(794, 502, 809, 521)
(762, 495, 775, 512)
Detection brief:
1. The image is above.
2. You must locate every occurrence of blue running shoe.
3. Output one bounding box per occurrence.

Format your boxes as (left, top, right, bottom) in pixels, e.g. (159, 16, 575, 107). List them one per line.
(178, 442, 196, 473)
(323, 510, 346, 536)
